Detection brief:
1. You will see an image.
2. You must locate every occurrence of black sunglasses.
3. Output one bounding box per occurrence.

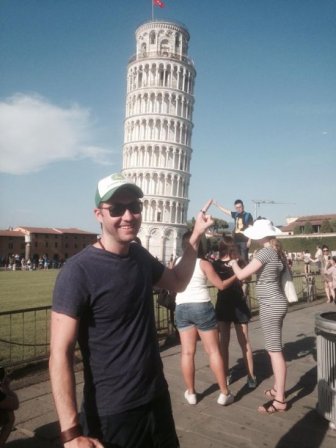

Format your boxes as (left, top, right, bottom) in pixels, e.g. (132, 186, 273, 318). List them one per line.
(100, 201, 143, 217)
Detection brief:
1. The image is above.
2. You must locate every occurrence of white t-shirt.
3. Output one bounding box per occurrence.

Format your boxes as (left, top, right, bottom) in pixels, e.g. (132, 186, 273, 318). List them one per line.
(303, 253, 311, 264)
(175, 258, 211, 305)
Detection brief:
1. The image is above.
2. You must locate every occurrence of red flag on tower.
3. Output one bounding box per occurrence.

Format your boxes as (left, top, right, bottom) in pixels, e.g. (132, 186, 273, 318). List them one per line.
(153, 0, 165, 8)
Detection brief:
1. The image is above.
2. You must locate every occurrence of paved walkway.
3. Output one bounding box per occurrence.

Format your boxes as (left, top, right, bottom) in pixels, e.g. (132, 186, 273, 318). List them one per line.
(5, 300, 336, 447)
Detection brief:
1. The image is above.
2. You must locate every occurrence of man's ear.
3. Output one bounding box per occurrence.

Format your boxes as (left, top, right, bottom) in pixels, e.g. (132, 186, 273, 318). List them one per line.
(94, 208, 103, 222)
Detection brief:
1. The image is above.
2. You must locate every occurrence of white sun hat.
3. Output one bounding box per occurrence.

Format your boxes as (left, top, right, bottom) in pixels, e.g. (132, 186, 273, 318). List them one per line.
(243, 219, 282, 240)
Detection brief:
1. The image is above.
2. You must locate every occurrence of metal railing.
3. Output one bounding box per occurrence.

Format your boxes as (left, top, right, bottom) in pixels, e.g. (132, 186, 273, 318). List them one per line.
(0, 274, 325, 369)
(0, 295, 174, 369)
(0, 306, 51, 368)
(243, 272, 325, 311)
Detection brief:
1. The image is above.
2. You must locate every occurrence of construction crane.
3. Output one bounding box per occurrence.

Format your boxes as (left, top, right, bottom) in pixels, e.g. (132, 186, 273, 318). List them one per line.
(251, 200, 295, 220)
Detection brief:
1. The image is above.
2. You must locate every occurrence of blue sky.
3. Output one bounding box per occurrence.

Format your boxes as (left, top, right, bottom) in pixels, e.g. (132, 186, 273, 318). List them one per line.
(1, 0, 335, 232)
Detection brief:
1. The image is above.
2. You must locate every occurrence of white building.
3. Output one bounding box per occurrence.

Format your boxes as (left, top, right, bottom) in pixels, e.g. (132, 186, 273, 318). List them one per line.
(122, 20, 196, 263)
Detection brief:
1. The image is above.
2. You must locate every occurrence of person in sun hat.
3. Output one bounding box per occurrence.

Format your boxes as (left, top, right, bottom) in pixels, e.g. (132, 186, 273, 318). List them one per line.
(228, 218, 290, 415)
(49, 172, 214, 448)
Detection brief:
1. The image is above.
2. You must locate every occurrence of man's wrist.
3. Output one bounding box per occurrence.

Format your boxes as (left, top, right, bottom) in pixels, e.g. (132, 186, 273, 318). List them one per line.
(60, 424, 83, 444)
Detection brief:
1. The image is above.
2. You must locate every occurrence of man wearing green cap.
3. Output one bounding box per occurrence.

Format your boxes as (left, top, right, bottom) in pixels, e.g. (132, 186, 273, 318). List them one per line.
(49, 173, 213, 448)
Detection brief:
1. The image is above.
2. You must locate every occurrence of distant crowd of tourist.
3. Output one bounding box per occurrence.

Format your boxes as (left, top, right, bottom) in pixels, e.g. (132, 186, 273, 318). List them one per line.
(1, 254, 64, 271)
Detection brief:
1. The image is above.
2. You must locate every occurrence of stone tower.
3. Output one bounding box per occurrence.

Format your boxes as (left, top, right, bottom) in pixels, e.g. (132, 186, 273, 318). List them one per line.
(122, 20, 196, 263)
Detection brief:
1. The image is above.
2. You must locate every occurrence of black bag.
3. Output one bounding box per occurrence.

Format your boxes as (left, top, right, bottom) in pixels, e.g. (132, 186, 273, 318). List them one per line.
(157, 289, 176, 311)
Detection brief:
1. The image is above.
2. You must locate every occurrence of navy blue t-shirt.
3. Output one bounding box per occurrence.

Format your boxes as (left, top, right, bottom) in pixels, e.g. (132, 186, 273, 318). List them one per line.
(231, 211, 253, 242)
(52, 243, 166, 416)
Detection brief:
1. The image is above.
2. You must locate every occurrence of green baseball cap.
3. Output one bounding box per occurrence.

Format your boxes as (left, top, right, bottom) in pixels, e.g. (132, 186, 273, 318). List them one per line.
(95, 173, 143, 207)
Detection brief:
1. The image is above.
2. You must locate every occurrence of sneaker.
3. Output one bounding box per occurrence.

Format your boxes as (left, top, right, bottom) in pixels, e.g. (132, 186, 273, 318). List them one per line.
(226, 372, 233, 386)
(184, 390, 197, 405)
(247, 376, 257, 389)
(217, 391, 234, 406)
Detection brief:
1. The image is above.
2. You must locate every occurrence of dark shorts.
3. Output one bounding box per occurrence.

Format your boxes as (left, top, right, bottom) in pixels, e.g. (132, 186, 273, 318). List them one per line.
(80, 389, 179, 448)
(215, 297, 251, 324)
(175, 301, 217, 332)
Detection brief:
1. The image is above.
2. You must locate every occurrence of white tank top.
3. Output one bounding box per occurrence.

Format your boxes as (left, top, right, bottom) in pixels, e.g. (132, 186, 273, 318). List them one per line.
(175, 258, 211, 305)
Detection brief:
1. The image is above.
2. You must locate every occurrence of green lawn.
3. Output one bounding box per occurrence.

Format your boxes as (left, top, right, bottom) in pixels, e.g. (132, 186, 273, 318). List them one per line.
(0, 263, 326, 368)
(0, 270, 60, 366)
(0, 270, 59, 312)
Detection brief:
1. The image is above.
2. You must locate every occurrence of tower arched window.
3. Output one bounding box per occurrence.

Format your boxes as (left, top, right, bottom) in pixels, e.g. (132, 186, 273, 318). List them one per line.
(164, 94, 169, 114)
(159, 70, 164, 86)
(150, 31, 156, 45)
(157, 93, 162, 113)
(141, 43, 147, 57)
(160, 39, 169, 57)
(175, 34, 180, 50)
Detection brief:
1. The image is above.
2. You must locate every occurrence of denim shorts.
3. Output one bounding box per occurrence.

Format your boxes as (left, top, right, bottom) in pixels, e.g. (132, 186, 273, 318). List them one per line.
(175, 301, 217, 332)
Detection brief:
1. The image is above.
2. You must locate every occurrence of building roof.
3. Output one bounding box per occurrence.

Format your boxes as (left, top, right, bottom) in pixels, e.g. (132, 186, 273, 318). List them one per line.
(0, 230, 25, 237)
(282, 214, 336, 232)
(14, 227, 62, 235)
(1, 227, 97, 236)
(55, 228, 97, 235)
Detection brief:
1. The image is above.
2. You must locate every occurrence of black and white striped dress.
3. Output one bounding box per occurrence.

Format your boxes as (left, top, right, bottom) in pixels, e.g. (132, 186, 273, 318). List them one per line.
(254, 247, 288, 352)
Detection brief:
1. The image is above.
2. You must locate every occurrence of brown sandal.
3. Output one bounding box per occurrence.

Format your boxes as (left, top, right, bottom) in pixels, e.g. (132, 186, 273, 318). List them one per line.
(258, 399, 288, 414)
(264, 388, 276, 399)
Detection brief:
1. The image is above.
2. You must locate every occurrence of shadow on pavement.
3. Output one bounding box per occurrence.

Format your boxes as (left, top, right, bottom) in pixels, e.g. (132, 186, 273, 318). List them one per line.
(275, 408, 331, 448)
(231, 335, 317, 402)
(7, 422, 61, 448)
(284, 335, 316, 362)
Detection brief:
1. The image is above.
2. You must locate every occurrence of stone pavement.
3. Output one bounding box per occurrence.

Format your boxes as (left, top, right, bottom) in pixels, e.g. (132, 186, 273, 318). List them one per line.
(5, 300, 336, 447)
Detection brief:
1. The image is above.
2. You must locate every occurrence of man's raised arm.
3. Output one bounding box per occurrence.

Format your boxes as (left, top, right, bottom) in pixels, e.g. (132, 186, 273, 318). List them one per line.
(212, 200, 231, 217)
(156, 200, 214, 292)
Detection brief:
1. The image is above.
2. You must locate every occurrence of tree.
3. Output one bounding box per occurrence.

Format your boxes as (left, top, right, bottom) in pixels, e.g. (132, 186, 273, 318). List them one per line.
(303, 221, 314, 234)
(330, 220, 336, 232)
(320, 220, 332, 233)
(293, 226, 301, 235)
(211, 218, 229, 233)
(187, 217, 195, 230)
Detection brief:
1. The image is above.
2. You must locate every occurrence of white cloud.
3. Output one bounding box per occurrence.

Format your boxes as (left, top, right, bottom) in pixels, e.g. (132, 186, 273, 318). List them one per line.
(0, 93, 114, 174)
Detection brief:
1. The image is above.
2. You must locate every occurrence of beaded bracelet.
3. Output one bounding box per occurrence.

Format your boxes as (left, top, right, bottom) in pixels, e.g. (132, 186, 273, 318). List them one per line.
(60, 424, 83, 444)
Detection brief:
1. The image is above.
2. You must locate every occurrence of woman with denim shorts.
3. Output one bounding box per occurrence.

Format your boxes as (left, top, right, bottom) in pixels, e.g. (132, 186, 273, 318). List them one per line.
(175, 232, 235, 407)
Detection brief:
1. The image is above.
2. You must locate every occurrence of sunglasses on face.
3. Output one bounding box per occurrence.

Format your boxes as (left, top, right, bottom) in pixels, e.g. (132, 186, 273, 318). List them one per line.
(100, 201, 143, 217)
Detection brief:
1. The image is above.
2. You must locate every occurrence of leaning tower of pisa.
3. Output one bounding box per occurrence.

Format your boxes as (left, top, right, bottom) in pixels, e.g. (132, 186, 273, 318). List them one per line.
(122, 20, 196, 263)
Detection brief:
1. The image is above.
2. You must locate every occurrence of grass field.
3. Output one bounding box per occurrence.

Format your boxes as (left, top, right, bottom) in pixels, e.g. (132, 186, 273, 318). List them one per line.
(0, 261, 318, 312)
(0, 263, 325, 368)
(0, 269, 59, 312)
(0, 270, 60, 366)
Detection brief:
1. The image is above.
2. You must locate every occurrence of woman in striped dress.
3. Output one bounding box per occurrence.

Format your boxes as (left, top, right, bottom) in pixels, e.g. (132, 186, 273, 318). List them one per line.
(229, 219, 288, 414)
